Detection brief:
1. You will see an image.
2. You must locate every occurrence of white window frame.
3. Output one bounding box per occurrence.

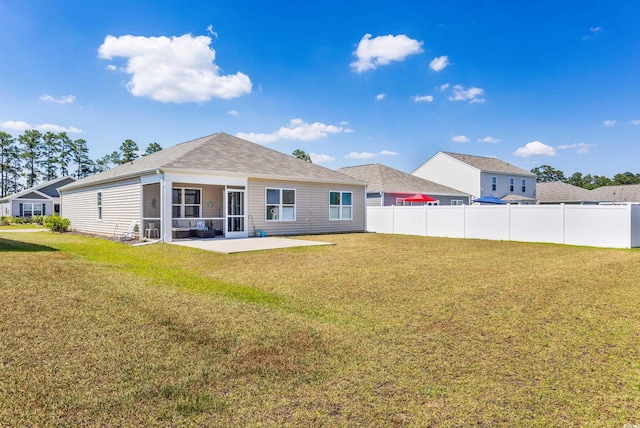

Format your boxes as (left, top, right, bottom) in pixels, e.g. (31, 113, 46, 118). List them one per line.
(23, 203, 44, 217)
(509, 178, 515, 192)
(491, 176, 497, 191)
(451, 200, 464, 205)
(97, 191, 102, 221)
(330, 191, 353, 220)
(172, 187, 202, 218)
(521, 179, 526, 193)
(265, 188, 296, 222)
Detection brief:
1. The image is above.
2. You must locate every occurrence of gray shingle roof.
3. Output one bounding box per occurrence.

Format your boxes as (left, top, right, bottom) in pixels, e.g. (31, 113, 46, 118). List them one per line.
(536, 181, 598, 203)
(442, 152, 536, 176)
(589, 184, 640, 203)
(338, 163, 467, 196)
(60, 133, 365, 191)
(0, 175, 75, 202)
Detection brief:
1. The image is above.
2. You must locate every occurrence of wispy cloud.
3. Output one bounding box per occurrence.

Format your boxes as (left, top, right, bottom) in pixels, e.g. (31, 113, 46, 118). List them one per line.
(477, 136, 500, 143)
(429, 55, 450, 72)
(345, 149, 398, 160)
(603, 120, 618, 127)
(513, 141, 556, 157)
(438, 83, 450, 91)
(350, 33, 423, 73)
(237, 119, 351, 144)
(98, 33, 252, 102)
(447, 84, 485, 104)
(379, 150, 399, 156)
(557, 142, 595, 154)
(632, 119, 640, 125)
(310, 153, 335, 163)
(451, 135, 469, 143)
(227, 109, 239, 116)
(40, 94, 76, 104)
(412, 94, 433, 103)
(206, 25, 218, 38)
(582, 26, 603, 41)
(0, 120, 82, 134)
(375, 93, 386, 101)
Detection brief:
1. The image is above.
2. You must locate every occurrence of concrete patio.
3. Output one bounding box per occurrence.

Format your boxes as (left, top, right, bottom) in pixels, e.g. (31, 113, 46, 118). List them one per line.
(168, 236, 334, 254)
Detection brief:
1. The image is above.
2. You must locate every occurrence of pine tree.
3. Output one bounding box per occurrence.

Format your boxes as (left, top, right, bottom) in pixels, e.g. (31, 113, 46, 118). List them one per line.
(119, 139, 139, 164)
(18, 130, 43, 188)
(72, 138, 92, 178)
(57, 132, 73, 177)
(0, 131, 16, 197)
(143, 142, 162, 156)
(41, 132, 60, 181)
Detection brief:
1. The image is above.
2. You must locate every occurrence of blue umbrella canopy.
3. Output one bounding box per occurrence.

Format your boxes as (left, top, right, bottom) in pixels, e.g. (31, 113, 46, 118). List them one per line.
(473, 196, 507, 205)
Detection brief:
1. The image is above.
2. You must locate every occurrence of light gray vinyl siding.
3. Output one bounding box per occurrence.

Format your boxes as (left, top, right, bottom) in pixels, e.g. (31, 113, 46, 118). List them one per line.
(248, 178, 365, 236)
(412, 153, 481, 198)
(61, 178, 141, 236)
(479, 173, 536, 199)
(1, 202, 10, 216)
(11, 199, 53, 216)
(366, 192, 383, 207)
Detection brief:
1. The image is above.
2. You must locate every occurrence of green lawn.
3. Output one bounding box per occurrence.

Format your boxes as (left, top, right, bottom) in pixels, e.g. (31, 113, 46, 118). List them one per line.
(1, 232, 639, 426)
(0, 223, 44, 230)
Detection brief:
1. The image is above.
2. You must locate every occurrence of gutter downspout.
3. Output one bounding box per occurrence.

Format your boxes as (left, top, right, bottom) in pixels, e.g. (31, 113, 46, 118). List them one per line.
(156, 169, 165, 242)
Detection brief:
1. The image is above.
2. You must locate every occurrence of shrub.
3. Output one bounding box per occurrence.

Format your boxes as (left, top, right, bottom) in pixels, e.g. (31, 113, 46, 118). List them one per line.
(32, 215, 45, 225)
(44, 215, 71, 233)
(0, 216, 11, 226)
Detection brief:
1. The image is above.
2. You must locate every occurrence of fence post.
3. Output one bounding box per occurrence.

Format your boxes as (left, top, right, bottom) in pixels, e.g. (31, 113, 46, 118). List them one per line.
(561, 203, 566, 245)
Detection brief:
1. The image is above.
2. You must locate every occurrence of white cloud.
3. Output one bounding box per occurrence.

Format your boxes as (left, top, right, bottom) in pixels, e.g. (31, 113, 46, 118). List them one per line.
(448, 84, 485, 104)
(237, 119, 348, 144)
(429, 55, 450, 72)
(413, 95, 433, 103)
(632, 120, 640, 125)
(513, 141, 556, 157)
(451, 135, 469, 143)
(557, 142, 595, 154)
(346, 151, 378, 159)
(375, 93, 386, 101)
(0, 121, 82, 133)
(350, 33, 423, 73)
(438, 83, 450, 91)
(603, 120, 617, 127)
(380, 150, 399, 156)
(227, 109, 239, 116)
(40, 94, 76, 104)
(310, 153, 335, 164)
(478, 136, 501, 144)
(98, 34, 252, 103)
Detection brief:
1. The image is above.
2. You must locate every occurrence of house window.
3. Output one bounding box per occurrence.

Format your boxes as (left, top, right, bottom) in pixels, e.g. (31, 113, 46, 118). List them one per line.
(330, 191, 352, 220)
(491, 176, 497, 191)
(97, 192, 102, 220)
(266, 188, 296, 221)
(509, 178, 515, 192)
(521, 179, 526, 193)
(23, 203, 44, 217)
(172, 187, 201, 218)
(451, 200, 464, 205)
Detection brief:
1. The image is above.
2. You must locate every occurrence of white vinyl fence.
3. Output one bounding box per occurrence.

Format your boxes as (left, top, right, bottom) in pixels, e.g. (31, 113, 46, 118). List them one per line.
(367, 204, 640, 249)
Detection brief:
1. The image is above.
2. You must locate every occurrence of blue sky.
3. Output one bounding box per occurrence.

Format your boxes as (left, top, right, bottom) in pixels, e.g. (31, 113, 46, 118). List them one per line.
(1, 1, 638, 177)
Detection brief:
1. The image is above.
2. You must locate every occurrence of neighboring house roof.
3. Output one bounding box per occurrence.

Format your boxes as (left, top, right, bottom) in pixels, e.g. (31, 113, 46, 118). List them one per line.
(501, 194, 537, 202)
(536, 181, 598, 203)
(588, 184, 640, 203)
(0, 176, 76, 203)
(437, 152, 536, 176)
(60, 133, 365, 192)
(338, 163, 467, 196)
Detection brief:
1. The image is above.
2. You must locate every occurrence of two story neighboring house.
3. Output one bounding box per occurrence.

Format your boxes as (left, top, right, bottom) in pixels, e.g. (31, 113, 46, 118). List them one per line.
(411, 151, 537, 203)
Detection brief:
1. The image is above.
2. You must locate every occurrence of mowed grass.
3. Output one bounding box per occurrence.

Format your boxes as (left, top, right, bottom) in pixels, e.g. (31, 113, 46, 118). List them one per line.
(1, 232, 639, 426)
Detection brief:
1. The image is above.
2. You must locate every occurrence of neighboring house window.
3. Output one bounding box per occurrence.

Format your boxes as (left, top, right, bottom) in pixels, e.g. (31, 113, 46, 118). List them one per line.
(172, 187, 201, 218)
(23, 203, 44, 217)
(330, 191, 352, 220)
(396, 198, 404, 206)
(266, 188, 296, 221)
(97, 192, 102, 220)
(521, 179, 526, 193)
(491, 176, 497, 191)
(451, 200, 464, 205)
(509, 178, 515, 192)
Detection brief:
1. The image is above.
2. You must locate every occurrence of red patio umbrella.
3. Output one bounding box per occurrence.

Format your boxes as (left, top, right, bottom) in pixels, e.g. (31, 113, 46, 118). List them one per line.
(403, 193, 437, 202)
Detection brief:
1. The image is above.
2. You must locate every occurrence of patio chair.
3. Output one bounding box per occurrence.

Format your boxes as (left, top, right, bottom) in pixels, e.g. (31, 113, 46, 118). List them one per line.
(120, 221, 138, 241)
(145, 222, 159, 239)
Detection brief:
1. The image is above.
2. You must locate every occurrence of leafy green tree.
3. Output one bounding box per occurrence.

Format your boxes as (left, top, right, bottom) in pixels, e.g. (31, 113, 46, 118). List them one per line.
(118, 139, 139, 164)
(18, 130, 43, 188)
(591, 175, 612, 189)
(143, 142, 163, 156)
(565, 172, 588, 188)
(0, 132, 16, 197)
(292, 149, 312, 163)
(72, 139, 93, 178)
(57, 132, 73, 177)
(94, 151, 120, 173)
(612, 171, 640, 185)
(41, 132, 60, 181)
(530, 164, 565, 182)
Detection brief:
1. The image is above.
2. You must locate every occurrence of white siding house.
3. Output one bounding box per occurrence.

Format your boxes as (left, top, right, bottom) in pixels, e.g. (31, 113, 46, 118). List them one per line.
(59, 133, 366, 241)
(411, 152, 537, 203)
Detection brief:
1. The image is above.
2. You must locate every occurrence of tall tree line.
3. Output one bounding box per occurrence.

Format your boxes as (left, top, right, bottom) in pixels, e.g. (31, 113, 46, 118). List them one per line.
(531, 164, 640, 189)
(0, 130, 162, 197)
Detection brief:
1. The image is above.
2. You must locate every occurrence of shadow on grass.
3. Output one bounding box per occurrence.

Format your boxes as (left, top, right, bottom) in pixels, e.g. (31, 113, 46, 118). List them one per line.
(0, 237, 58, 252)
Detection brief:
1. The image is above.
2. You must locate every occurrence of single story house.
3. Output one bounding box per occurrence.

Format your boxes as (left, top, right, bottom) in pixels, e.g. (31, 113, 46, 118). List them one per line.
(536, 181, 600, 204)
(411, 151, 537, 203)
(337, 163, 470, 206)
(0, 176, 76, 217)
(58, 133, 367, 241)
(588, 184, 640, 204)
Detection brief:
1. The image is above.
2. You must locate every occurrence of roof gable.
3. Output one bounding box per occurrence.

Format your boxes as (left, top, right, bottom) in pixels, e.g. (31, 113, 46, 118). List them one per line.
(338, 163, 467, 195)
(0, 176, 74, 202)
(60, 133, 365, 191)
(441, 152, 535, 176)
